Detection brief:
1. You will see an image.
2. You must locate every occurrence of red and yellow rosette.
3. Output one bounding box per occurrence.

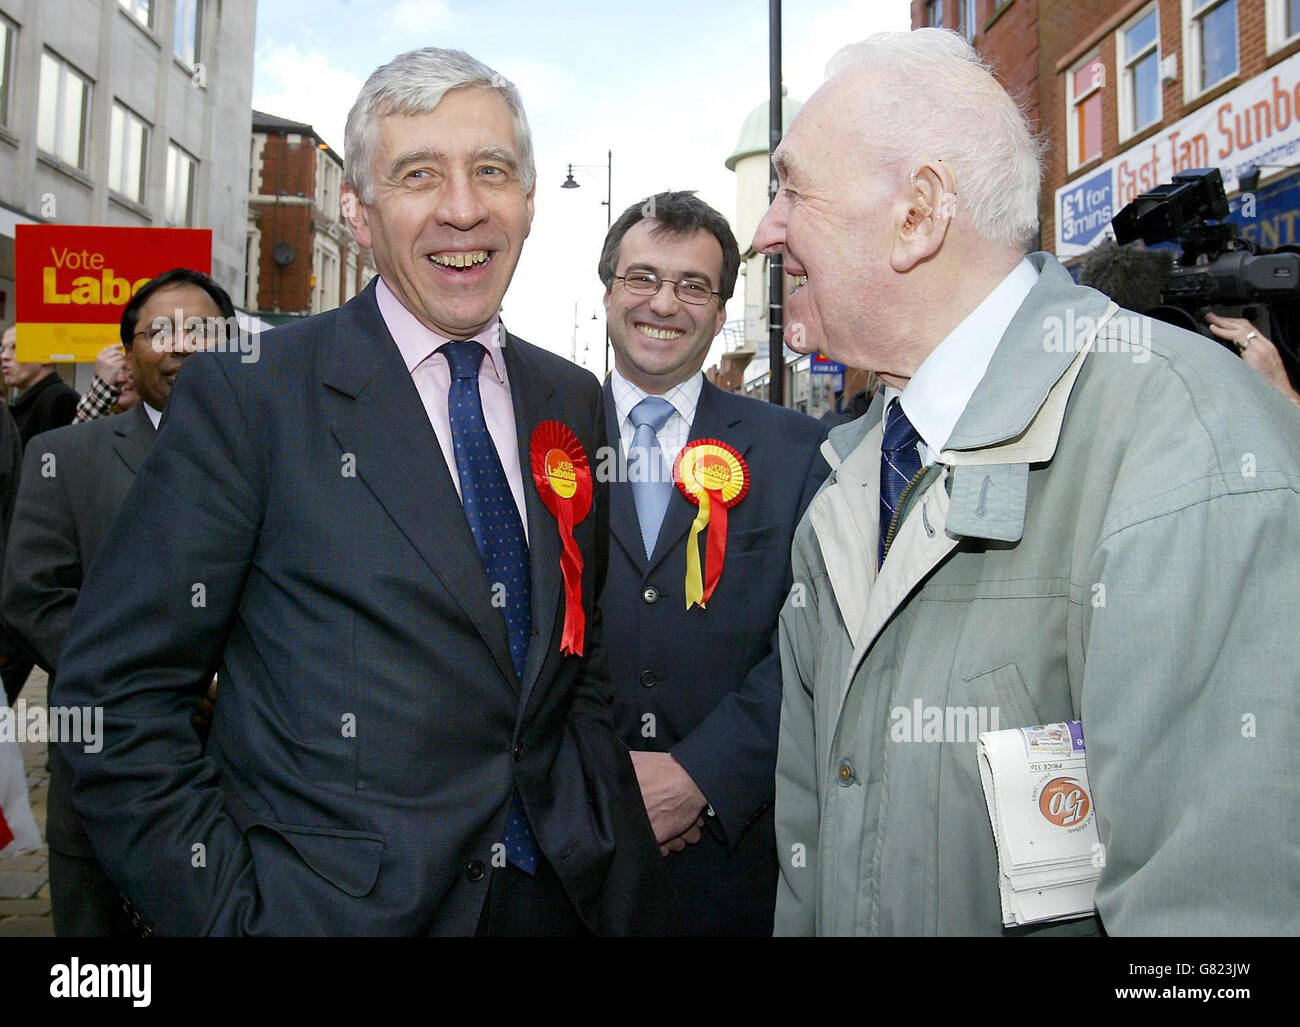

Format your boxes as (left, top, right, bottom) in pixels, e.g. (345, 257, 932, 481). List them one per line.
(673, 439, 750, 610)
(530, 421, 593, 655)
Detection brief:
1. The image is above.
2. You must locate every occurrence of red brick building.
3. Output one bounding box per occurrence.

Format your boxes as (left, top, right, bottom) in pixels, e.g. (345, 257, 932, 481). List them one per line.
(246, 111, 376, 320)
(917, 1, 1300, 263)
(912, 1, 1042, 136)
(1041, 1, 1300, 262)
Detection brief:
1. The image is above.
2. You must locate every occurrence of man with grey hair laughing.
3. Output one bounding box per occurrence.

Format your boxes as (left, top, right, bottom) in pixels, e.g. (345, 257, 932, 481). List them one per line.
(55, 47, 676, 936)
(756, 28, 1300, 936)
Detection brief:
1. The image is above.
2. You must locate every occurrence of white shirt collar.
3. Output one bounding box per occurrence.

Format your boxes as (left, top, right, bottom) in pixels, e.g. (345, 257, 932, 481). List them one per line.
(610, 367, 703, 430)
(143, 402, 163, 429)
(885, 257, 1038, 462)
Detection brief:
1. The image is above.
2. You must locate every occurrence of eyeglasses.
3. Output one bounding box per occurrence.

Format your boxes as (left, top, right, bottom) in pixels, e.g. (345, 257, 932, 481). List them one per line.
(132, 325, 232, 351)
(615, 270, 720, 306)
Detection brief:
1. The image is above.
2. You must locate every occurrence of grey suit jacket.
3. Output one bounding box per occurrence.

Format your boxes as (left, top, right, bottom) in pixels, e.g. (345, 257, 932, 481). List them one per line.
(2, 403, 156, 857)
(3, 403, 156, 673)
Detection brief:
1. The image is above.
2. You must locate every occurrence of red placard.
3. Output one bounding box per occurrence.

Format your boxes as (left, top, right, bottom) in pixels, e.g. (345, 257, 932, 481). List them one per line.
(14, 224, 212, 361)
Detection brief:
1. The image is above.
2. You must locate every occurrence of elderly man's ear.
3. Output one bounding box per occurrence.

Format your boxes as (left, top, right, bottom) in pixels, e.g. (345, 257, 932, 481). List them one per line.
(890, 160, 957, 272)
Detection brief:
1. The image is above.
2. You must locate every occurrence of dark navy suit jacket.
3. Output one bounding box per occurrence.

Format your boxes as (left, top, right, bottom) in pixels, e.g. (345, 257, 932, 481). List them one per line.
(600, 377, 828, 935)
(54, 281, 676, 935)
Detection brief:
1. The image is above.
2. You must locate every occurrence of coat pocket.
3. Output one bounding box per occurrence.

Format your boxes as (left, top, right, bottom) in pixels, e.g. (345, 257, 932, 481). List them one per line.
(225, 792, 386, 898)
(245, 821, 386, 898)
(728, 525, 778, 554)
(959, 662, 1040, 730)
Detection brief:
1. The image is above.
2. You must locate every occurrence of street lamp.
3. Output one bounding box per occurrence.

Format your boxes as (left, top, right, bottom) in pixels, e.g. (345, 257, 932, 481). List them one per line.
(562, 150, 613, 375)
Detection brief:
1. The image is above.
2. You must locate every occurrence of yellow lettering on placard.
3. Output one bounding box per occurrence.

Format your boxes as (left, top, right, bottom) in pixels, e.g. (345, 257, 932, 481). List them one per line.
(42, 267, 70, 305)
(41, 267, 152, 306)
(70, 276, 98, 304)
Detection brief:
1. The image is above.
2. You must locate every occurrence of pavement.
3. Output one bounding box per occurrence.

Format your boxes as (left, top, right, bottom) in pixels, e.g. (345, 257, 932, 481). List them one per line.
(0, 670, 55, 936)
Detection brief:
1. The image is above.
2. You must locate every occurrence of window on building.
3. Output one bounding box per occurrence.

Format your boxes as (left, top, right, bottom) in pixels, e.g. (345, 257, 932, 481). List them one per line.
(1119, 6, 1160, 139)
(926, 1, 944, 28)
(109, 102, 150, 204)
(1067, 53, 1105, 171)
(1188, 0, 1237, 94)
(117, 0, 152, 28)
(1266, 0, 1300, 51)
(37, 51, 91, 169)
(174, 0, 202, 68)
(316, 151, 340, 222)
(313, 245, 339, 313)
(165, 142, 197, 226)
(0, 16, 15, 129)
(958, 0, 978, 41)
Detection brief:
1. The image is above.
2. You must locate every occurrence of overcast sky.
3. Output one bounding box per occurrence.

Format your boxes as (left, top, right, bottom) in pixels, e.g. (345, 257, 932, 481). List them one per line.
(252, 0, 911, 370)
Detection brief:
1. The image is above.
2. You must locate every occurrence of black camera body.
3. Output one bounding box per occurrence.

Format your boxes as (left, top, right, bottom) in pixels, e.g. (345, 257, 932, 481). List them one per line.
(1111, 168, 1300, 365)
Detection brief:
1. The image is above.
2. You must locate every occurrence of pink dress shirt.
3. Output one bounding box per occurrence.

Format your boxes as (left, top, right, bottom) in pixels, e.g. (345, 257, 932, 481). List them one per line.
(374, 277, 529, 540)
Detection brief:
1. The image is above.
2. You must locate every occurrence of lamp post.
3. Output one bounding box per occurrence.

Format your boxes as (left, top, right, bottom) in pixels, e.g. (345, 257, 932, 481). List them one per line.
(561, 150, 613, 375)
(767, 0, 785, 407)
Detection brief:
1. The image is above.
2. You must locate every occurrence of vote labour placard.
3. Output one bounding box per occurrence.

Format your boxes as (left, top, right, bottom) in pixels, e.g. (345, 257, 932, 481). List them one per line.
(14, 225, 212, 362)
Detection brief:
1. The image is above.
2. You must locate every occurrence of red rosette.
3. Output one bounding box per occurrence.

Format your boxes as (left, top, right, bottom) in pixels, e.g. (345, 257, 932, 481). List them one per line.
(672, 438, 750, 609)
(530, 421, 593, 655)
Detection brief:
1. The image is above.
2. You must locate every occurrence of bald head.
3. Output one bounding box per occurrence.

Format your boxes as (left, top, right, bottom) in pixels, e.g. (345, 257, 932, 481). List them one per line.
(751, 29, 1043, 386)
(823, 29, 1043, 252)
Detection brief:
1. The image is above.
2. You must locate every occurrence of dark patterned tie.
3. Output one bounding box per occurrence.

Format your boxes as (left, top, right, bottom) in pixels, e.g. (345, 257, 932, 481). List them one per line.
(879, 397, 923, 569)
(440, 340, 541, 875)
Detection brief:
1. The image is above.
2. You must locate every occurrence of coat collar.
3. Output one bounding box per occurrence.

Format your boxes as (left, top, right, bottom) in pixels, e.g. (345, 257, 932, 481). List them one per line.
(943, 251, 1111, 451)
(11, 371, 66, 411)
(111, 401, 157, 475)
(323, 281, 564, 711)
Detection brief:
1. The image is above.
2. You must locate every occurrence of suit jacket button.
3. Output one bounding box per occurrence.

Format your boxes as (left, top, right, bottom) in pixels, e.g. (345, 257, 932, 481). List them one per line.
(512, 744, 523, 761)
(641, 586, 659, 604)
(837, 759, 856, 786)
(466, 860, 485, 882)
(639, 670, 657, 688)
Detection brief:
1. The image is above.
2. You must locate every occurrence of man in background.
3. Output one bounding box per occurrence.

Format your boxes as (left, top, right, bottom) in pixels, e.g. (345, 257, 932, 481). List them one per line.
(3, 269, 233, 935)
(1, 327, 79, 446)
(0, 325, 80, 701)
(597, 191, 827, 934)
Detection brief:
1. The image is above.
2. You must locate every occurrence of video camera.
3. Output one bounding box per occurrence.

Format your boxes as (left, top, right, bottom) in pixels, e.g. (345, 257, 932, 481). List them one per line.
(1110, 168, 1300, 365)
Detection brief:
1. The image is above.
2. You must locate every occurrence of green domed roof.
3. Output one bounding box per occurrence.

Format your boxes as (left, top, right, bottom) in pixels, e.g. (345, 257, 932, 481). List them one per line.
(725, 89, 803, 171)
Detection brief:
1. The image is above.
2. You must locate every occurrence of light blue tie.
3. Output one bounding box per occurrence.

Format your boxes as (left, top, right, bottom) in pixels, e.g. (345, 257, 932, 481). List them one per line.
(628, 396, 676, 560)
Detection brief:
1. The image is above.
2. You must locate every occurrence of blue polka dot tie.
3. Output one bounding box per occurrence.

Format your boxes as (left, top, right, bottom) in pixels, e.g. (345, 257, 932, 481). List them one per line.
(441, 340, 541, 875)
(879, 398, 923, 569)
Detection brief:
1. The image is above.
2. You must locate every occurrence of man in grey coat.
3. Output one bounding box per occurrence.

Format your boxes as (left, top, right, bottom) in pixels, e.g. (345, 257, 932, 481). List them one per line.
(753, 29, 1300, 936)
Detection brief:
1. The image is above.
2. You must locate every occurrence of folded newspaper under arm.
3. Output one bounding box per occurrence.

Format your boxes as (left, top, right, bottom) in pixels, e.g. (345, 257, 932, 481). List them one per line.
(977, 721, 1099, 927)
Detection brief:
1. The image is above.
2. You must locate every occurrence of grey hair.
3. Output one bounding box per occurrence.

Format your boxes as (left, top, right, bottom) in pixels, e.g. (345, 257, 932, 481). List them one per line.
(826, 29, 1044, 252)
(343, 47, 536, 205)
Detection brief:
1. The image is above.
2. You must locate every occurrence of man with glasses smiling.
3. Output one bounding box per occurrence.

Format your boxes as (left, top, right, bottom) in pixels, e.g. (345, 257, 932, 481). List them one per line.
(597, 191, 829, 935)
